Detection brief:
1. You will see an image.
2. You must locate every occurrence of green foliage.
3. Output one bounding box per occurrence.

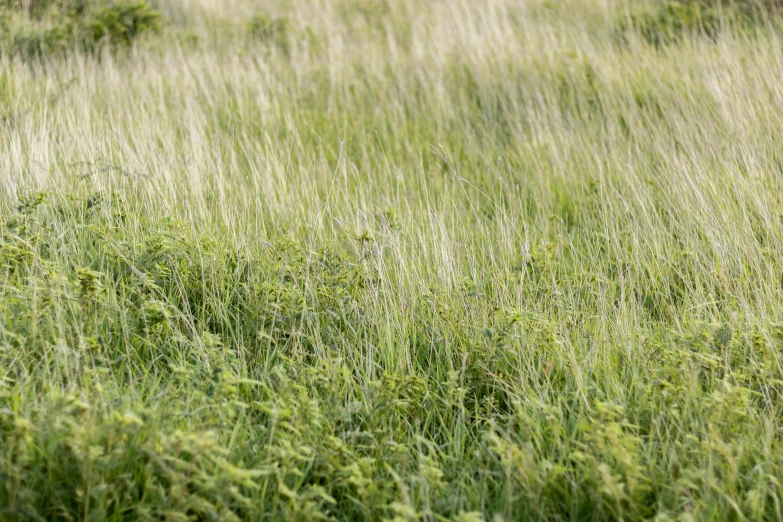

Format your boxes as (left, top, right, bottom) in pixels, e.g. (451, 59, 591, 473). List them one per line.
(336, 0, 412, 44)
(0, 0, 92, 19)
(79, 1, 161, 48)
(337, 0, 392, 29)
(7, 24, 70, 60)
(626, 2, 722, 46)
(623, 0, 783, 46)
(247, 14, 290, 56)
(0, 0, 161, 59)
(714, 0, 783, 15)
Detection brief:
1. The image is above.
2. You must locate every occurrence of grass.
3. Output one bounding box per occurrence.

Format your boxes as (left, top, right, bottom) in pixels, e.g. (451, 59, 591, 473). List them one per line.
(2, 0, 783, 520)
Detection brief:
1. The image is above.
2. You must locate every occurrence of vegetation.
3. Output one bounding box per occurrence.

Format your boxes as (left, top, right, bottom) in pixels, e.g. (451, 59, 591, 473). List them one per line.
(3, 0, 783, 520)
(622, 0, 783, 45)
(0, 0, 160, 59)
(247, 14, 291, 56)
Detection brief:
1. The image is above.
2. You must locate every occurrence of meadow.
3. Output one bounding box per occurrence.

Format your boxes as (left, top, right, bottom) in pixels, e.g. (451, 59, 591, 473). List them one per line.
(2, 0, 783, 520)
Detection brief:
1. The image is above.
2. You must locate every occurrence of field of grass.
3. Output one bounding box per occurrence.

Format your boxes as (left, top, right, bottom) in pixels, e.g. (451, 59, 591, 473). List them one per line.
(3, 0, 783, 520)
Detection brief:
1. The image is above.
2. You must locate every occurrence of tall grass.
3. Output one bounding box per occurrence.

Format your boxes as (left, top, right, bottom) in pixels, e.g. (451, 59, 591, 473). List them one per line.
(2, 0, 783, 520)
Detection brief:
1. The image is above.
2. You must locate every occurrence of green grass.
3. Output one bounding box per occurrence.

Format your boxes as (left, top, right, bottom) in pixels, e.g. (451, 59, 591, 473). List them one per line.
(3, 0, 783, 520)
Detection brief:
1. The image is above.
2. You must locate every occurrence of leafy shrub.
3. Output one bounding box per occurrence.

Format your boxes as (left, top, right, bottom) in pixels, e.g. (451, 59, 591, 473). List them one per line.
(337, 0, 392, 31)
(336, 0, 413, 45)
(79, 1, 161, 48)
(7, 23, 71, 58)
(248, 14, 290, 56)
(627, 2, 721, 46)
(0, 0, 161, 59)
(715, 0, 783, 15)
(1, 0, 89, 19)
(623, 0, 783, 46)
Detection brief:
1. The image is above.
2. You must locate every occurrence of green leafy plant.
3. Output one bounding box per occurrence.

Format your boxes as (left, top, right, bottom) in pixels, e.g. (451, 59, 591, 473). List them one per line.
(79, 1, 161, 48)
(0, 0, 161, 59)
(622, 0, 783, 46)
(248, 14, 290, 56)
